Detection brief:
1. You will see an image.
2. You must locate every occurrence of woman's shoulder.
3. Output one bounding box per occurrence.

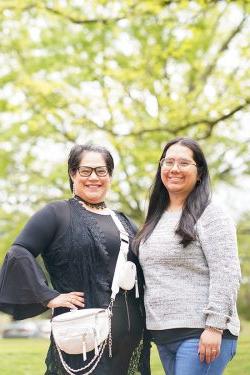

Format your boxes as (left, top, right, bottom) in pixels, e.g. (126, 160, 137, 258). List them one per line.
(29, 200, 70, 227)
(199, 201, 235, 227)
(38, 199, 69, 215)
(45, 199, 69, 209)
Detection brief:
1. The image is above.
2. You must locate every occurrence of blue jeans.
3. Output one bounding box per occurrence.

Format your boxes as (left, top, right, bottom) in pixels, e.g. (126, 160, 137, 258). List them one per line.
(157, 338, 237, 375)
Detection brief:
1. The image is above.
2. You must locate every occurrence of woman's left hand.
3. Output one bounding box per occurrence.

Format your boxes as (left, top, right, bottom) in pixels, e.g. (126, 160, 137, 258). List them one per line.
(198, 328, 222, 364)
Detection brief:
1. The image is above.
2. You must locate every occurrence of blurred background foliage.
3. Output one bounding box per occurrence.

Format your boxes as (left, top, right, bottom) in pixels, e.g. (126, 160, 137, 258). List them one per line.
(0, 0, 249, 318)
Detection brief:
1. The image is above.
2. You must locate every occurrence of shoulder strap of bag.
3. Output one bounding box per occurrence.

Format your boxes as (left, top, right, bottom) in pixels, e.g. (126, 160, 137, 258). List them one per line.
(106, 209, 130, 300)
(107, 209, 129, 245)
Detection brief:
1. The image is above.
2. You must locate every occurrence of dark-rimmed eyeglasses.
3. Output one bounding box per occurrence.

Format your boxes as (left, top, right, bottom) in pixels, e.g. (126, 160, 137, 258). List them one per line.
(77, 166, 108, 177)
(160, 158, 197, 171)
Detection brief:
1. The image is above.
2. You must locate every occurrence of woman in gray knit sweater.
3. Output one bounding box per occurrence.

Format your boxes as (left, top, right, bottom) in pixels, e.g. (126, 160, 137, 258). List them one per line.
(135, 137, 241, 375)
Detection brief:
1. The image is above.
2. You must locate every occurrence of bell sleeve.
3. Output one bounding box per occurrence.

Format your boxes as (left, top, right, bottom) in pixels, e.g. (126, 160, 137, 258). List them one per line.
(0, 203, 62, 319)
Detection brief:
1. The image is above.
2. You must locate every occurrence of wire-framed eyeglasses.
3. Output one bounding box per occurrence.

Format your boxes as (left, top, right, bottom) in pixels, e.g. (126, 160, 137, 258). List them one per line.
(77, 166, 108, 177)
(160, 158, 197, 171)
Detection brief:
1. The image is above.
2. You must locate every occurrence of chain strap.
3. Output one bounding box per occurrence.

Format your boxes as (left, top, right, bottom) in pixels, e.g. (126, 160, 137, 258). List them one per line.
(107, 298, 114, 358)
(55, 338, 107, 375)
(54, 298, 114, 374)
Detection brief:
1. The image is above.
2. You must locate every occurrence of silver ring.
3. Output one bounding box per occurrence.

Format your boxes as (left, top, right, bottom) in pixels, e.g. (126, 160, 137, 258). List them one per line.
(211, 349, 217, 352)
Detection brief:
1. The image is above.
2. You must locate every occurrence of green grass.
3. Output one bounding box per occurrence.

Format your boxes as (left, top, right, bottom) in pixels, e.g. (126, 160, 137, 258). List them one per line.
(0, 338, 48, 375)
(0, 321, 249, 374)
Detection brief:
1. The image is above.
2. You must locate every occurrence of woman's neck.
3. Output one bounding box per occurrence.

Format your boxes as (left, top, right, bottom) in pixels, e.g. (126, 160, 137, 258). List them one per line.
(167, 194, 186, 212)
(74, 196, 110, 215)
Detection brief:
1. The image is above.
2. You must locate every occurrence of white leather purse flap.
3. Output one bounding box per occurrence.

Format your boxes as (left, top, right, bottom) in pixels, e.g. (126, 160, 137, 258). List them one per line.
(117, 261, 136, 291)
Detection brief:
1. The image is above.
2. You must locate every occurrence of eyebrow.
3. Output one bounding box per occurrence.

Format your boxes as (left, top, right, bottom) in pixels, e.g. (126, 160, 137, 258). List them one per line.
(78, 165, 107, 168)
(164, 157, 193, 162)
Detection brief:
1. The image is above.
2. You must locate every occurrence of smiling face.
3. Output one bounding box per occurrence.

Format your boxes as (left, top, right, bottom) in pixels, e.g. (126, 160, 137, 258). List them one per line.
(161, 143, 199, 201)
(71, 151, 111, 203)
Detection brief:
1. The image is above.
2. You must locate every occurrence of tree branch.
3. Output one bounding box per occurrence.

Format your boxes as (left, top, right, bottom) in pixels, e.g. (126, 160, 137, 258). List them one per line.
(196, 99, 250, 140)
(72, 97, 249, 139)
(123, 98, 250, 138)
(45, 6, 126, 25)
(200, 15, 247, 83)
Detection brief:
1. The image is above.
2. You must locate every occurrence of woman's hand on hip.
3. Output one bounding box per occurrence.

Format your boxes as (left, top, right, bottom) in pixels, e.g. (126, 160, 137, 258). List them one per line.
(47, 292, 85, 309)
(198, 328, 222, 364)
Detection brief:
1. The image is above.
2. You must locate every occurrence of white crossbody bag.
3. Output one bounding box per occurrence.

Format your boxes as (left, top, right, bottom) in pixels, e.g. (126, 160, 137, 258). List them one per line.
(51, 210, 138, 375)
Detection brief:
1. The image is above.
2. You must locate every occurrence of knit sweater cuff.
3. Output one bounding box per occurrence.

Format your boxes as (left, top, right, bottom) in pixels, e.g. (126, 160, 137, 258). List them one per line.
(204, 310, 229, 329)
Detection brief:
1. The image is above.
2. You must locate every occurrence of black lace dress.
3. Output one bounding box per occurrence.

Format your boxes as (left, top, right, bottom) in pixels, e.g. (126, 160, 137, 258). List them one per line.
(0, 198, 150, 375)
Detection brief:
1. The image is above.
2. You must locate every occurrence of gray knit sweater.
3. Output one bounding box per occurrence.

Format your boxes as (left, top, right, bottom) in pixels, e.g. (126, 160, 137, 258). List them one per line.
(139, 202, 241, 336)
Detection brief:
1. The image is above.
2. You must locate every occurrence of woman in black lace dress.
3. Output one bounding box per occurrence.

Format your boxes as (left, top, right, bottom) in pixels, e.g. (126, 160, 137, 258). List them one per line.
(0, 144, 150, 375)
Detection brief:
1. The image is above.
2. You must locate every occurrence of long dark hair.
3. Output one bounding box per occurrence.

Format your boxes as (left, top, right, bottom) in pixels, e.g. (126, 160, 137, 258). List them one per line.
(134, 137, 211, 250)
(68, 143, 114, 192)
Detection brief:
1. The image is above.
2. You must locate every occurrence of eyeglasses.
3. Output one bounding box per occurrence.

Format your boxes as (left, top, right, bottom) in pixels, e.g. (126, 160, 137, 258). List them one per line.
(77, 166, 108, 177)
(160, 158, 197, 171)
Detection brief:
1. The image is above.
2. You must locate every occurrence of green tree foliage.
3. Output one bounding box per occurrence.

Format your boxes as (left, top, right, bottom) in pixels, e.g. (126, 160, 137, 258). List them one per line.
(0, 0, 249, 260)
